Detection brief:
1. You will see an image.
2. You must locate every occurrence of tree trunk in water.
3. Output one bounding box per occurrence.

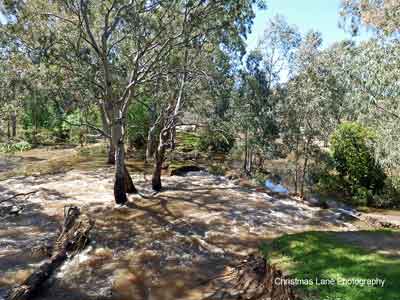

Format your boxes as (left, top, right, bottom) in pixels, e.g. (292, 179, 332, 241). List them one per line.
(124, 165, 137, 194)
(11, 111, 17, 137)
(114, 141, 127, 205)
(107, 140, 115, 165)
(112, 120, 129, 205)
(152, 145, 165, 192)
(152, 126, 169, 192)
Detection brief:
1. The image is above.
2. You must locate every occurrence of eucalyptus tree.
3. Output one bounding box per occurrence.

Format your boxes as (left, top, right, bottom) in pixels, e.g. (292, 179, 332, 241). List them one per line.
(340, 0, 400, 37)
(282, 31, 350, 197)
(3, 0, 265, 203)
(232, 16, 300, 174)
(340, 1, 400, 169)
(337, 40, 400, 169)
(149, 0, 263, 190)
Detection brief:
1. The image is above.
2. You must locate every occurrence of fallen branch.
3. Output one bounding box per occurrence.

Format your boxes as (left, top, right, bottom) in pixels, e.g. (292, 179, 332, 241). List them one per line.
(0, 191, 39, 204)
(7, 206, 93, 300)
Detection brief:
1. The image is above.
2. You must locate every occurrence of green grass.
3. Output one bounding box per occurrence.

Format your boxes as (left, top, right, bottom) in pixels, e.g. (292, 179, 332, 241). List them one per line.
(261, 231, 400, 300)
(176, 132, 200, 151)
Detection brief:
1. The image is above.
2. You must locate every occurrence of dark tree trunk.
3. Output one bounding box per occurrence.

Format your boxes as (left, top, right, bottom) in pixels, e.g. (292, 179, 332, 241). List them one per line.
(107, 139, 115, 165)
(113, 121, 128, 205)
(152, 146, 165, 192)
(11, 111, 17, 137)
(124, 165, 137, 194)
(7, 118, 11, 140)
(152, 126, 169, 192)
(114, 142, 127, 205)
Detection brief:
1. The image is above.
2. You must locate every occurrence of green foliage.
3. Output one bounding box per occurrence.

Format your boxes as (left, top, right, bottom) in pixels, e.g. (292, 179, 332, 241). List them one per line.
(126, 100, 150, 149)
(198, 127, 235, 153)
(330, 122, 386, 199)
(207, 164, 226, 176)
(0, 140, 32, 153)
(371, 176, 400, 208)
(263, 231, 400, 300)
(176, 132, 200, 153)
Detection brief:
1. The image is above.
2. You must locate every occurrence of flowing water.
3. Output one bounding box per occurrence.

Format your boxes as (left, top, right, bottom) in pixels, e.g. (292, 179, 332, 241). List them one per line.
(0, 146, 372, 300)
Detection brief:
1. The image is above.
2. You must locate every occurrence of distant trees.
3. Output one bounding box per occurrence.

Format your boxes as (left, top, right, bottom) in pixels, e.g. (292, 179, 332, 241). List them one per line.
(1, 0, 264, 203)
(340, 0, 400, 36)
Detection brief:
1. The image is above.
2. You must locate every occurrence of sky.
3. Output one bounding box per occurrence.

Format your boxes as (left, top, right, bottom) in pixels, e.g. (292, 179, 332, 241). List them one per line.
(246, 0, 371, 51)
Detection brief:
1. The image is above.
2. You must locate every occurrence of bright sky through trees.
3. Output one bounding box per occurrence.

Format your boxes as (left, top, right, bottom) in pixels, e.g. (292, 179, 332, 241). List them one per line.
(246, 0, 371, 51)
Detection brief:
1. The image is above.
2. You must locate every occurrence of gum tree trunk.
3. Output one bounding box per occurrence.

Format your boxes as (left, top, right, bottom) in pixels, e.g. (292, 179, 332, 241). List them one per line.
(145, 124, 156, 162)
(100, 105, 115, 165)
(112, 117, 137, 204)
(124, 165, 137, 194)
(152, 126, 169, 191)
(107, 140, 115, 165)
(113, 120, 127, 204)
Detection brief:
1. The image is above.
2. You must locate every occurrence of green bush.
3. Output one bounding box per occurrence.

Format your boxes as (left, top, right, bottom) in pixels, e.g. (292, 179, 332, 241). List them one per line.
(208, 164, 226, 176)
(198, 127, 234, 153)
(330, 122, 386, 204)
(0, 141, 32, 153)
(372, 176, 400, 208)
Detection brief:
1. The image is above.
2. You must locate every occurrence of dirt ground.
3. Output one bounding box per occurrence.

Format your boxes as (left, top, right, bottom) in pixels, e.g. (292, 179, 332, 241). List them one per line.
(0, 148, 399, 300)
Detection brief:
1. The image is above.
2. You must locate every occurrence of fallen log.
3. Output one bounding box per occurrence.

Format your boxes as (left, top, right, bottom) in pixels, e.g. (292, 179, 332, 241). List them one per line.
(0, 191, 39, 204)
(7, 206, 93, 300)
(204, 255, 300, 300)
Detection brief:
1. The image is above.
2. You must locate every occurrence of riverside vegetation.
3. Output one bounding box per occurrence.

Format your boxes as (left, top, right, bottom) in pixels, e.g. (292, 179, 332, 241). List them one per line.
(1, 1, 400, 300)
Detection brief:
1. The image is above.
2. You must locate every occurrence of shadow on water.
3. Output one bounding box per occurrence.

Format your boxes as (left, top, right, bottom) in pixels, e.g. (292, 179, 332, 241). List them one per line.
(2, 145, 397, 300)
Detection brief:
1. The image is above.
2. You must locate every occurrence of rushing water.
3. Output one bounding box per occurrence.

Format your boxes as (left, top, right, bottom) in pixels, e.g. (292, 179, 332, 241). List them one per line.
(0, 145, 362, 300)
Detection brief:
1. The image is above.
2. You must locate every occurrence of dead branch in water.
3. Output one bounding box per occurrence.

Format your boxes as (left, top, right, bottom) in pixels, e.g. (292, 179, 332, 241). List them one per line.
(0, 190, 39, 204)
(7, 206, 93, 300)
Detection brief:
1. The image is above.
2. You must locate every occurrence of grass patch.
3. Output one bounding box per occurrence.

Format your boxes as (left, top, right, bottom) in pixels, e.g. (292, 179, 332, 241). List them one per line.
(176, 132, 200, 152)
(261, 231, 400, 300)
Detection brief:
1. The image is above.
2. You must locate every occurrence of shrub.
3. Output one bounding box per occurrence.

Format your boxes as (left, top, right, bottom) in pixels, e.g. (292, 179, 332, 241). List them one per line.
(372, 176, 400, 208)
(330, 122, 386, 196)
(0, 141, 32, 153)
(208, 164, 226, 176)
(198, 127, 234, 153)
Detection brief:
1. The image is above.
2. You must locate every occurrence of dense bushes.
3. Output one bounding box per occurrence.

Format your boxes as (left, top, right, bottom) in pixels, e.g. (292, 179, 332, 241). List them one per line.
(331, 122, 385, 193)
(0, 140, 32, 153)
(198, 127, 235, 153)
(329, 122, 394, 207)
